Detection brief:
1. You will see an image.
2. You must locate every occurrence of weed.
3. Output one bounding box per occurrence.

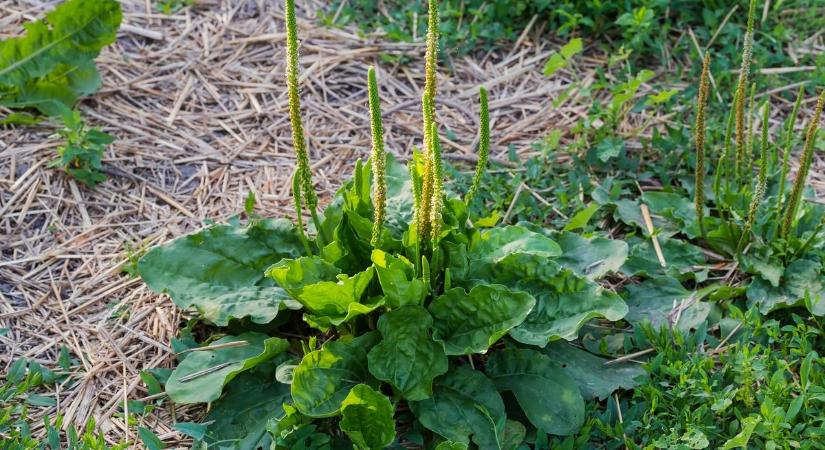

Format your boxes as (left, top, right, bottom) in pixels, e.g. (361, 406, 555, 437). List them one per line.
(47, 111, 115, 188)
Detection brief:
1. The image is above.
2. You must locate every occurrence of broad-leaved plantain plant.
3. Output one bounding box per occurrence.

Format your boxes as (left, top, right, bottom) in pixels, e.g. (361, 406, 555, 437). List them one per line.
(690, 0, 824, 317)
(138, 0, 637, 448)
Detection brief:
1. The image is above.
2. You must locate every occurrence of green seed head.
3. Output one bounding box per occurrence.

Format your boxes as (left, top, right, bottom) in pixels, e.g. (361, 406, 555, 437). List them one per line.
(367, 67, 387, 247)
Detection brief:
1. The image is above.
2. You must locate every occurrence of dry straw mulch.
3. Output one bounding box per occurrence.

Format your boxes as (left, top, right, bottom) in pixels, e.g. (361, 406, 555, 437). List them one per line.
(0, 0, 605, 445)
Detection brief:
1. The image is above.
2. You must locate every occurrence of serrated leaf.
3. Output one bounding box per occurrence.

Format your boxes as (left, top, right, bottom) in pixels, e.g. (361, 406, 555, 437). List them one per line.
(486, 348, 584, 436)
(139, 219, 305, 326)
(292, 333, 380, 417)
(165, 333, 288, 404)
(367, 306, 448, 400)
(563, 203, 600, 231)
(410, 367, 506, 448)
(540, 341, 646, 401)
(429, 285, 535, 355)
(339, 384, 396, 450)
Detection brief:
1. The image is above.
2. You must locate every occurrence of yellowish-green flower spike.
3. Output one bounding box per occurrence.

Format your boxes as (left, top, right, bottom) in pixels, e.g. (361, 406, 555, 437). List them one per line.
(734, 0, 757, 179)
(429, 121, 444, 247)
(419, 92, 435, 241)
(776, 85, 805, 214)
(422, 0, 439, 156)
(745, 82, 757, 173)
(367, 67, 387, 247)
(694, 54, 710, 239)
(781, 91, 825, 240)
(285, 0, 318, 223)
(738, 101, 771, 254)
(465, 86, 490, 207)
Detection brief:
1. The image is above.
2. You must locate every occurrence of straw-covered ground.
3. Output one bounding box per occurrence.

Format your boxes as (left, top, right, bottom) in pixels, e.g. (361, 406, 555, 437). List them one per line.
(0, 0, 823, 446)
(0, 0, 628, 445)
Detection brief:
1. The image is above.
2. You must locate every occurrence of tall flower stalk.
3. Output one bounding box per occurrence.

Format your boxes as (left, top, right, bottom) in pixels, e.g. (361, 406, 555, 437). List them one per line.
(734, 0, 757, 180)
(694, 54, 710, 239)
(776, 85, 805, 215)
(285, 0, 324, 245)
(418, 0, 439, 242)
(737, 101, 770, 254)
(367, 67, 387, 247)
(429, 122, 444, 248)
(780, 91, 825, 241)
(465, 86, 490, 207)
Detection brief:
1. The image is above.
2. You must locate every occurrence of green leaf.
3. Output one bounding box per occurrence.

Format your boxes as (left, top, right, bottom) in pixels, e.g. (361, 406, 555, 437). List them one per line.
(486, 348, 585, 436)
(540, 341, 646, 401)
(367, 306, 448, 400)
(563, 203, 600, 231)
(509, 270, 627, 345)
(138, 427, 165, 450)
(198, 370, 293, 450)
(292, 333, 379, 417)
(747, 258, 825, 315)
(371, 249, 426, 308)
(0, 0, 122, 115)
(429, 285, 535, 355)
(542, 38, 583, 76)
(721, 416, 761, 449)
(434, 442, 468, 450)
(501, 420, 527, 450)
(624, 277, 718, 331)
(268, 256, 375, 320)
(165, 333, 288, 404)
(339, 384, 396, 450)
(466, 225, 562, 282)
(555, 231, 628, 280)
(173, 422, 207, 441)
(622, 235, 706, 280)
(139, 219, 305, 326)
(410, 366, 506, 448)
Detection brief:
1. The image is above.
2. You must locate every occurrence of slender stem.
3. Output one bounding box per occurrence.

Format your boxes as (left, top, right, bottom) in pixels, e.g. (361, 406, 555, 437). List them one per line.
(775, 85, 805, 216)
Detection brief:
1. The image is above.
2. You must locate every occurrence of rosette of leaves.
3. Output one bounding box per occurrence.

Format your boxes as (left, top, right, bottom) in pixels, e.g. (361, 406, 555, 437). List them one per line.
(138, 0, 634, 447)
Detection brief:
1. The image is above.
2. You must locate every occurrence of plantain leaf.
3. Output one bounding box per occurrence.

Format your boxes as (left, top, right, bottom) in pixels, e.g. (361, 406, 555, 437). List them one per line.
(139, 219, 305, 326)
(410, 366, 506, 448)
(467, 226, 562, 282)
(509, 270, 627, 345)
(747, 258, 825, 316)
(0, 0, 122, 115)
(540, 341, 646, 401)
(429, 284, 535, 355)
(268, 256, 375, 321)
(486, 348, 584, 436)
(339, 384, 396, 450)
(371, 249, 426, 308)
(367, 306, 448, 400)
(196, 369, 292, 450)
(291, 333, 380, 418)
(555, 231, 628, 279)
(165, 332, 289, 404)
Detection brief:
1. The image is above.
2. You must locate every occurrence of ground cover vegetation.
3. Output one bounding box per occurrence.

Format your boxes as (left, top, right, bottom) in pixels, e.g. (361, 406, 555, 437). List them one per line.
(0, 0, 121, 186)
(321, 0, 824, 88)
(2, 0, 824, 448)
